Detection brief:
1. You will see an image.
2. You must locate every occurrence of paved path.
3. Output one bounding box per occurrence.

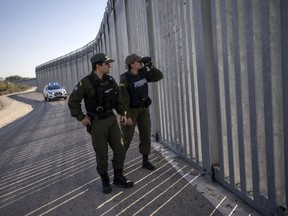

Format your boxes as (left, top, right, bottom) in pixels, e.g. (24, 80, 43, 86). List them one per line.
(0, 90, 261, 216)
(0, 87, 36, 128)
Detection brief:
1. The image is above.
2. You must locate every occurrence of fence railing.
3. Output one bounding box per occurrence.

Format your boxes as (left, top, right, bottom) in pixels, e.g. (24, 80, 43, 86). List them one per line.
(12, 78, 37, 87)
(35, 0, 288, 215)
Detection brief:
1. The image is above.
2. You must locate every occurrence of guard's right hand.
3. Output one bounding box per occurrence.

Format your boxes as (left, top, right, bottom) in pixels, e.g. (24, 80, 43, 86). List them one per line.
(81, 116, 91, 126)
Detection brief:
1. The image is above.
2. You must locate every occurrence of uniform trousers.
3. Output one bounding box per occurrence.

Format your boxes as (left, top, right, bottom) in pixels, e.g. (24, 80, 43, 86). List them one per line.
(121, 107, 151, 155)
(90, 114, 126, 174)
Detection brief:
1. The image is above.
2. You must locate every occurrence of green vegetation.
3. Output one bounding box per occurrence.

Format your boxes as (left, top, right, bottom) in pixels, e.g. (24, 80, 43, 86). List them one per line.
(0, 82, 29, 96)
(4, 75, 30, 82)
(0, 76, 30, 96)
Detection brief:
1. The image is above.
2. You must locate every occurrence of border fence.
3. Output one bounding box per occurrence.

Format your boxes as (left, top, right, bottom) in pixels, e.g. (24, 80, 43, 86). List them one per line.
(13, 78, 36, 87)
(35, 0, 288, 215)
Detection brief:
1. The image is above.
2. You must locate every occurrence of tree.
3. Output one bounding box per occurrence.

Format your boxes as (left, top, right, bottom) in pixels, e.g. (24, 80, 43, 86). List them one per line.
(5, 75, 29, 82)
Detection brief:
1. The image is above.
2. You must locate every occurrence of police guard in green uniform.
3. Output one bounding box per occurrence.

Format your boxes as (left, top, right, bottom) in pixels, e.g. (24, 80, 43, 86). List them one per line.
(119, 54, 163, 170)
(68, 53, 134, 194)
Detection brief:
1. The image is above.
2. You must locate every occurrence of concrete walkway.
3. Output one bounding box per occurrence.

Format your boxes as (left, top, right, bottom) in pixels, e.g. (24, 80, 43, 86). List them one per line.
(0, 89, 261, 216)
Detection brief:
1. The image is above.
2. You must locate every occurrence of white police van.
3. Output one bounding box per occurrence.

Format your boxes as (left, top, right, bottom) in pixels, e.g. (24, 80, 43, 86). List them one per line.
(43, 82, 67, 101)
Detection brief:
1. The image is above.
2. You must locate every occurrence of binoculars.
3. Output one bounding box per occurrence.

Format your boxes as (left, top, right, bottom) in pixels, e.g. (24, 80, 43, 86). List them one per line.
(142, 56, 152, 64)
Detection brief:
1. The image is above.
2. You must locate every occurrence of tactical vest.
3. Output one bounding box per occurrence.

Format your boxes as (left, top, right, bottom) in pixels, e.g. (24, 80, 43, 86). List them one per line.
(123, 70, 149, 108)
(84, 74, 118, 114)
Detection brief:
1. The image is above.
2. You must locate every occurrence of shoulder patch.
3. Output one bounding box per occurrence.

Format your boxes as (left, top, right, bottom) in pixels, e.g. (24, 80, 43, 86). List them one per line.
(73, 80, 83, 92)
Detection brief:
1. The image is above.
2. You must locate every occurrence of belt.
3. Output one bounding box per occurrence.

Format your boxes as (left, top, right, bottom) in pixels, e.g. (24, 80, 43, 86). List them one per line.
(88, 111, 114, 120)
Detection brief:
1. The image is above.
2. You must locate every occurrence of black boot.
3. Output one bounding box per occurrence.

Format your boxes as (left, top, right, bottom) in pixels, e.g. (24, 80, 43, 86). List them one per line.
(142, 154, 155, 170)
(113, 169, 134, 188)
(100, 173, 112, 194)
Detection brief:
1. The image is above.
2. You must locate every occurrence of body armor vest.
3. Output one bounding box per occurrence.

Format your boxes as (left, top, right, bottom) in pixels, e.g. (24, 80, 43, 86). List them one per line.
(84, 74, 118, 114)
(123, 70, 149, 108)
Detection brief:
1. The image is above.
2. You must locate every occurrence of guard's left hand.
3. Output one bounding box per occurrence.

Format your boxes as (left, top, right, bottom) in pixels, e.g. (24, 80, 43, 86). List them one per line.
(81, 115, 91, 126)
(126, 118, 133, 125)
(120, 116, 127, 126)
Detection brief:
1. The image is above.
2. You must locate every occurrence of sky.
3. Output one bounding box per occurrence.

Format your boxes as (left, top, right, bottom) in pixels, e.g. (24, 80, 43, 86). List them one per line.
(0, 0, 107, 79)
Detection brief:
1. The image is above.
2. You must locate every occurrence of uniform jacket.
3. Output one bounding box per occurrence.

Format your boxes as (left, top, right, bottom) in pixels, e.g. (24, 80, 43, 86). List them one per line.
(119, 65, 163, 118)
(68, 72, 126, 121)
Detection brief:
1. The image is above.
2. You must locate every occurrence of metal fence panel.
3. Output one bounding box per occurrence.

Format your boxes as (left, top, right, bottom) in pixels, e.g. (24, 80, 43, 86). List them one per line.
(281, 0, 288, 213)
(126, 0, 149, 55)
(13, 78, 36, 87)
(59, 63, 66, 92)
(65, 61, 73, 94)
(115, 0, 129, 76)
(76, 55, 84, 81)
(108, 5, 120, 80)
(211, 0, 287, 215)
(150, 0, 207, 170)
(83, 53, 90, 76)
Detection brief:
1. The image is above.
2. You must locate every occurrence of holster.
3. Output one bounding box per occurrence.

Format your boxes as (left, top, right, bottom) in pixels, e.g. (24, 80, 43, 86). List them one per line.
(86, 119, 93, 134)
